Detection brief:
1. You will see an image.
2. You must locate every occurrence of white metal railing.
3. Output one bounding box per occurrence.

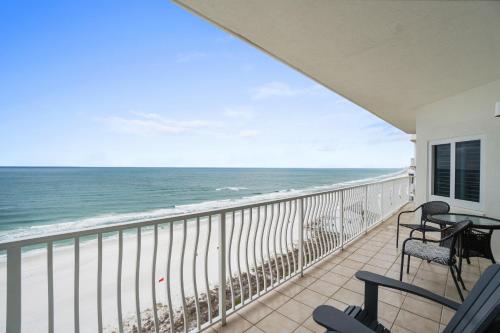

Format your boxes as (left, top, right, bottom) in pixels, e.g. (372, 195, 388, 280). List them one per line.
(0, 175, 411, 333)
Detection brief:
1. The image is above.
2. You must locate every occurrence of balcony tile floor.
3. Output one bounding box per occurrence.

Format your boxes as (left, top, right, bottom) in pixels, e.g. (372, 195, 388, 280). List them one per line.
(210, 204, 494, 333)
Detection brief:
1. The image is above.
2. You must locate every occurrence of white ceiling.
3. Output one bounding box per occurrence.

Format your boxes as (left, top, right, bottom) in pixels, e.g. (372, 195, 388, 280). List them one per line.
(173, 0, 500, 133)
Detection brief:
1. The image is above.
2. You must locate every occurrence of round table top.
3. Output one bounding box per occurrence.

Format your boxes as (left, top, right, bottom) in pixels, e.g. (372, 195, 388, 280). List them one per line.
(429, 213, 500, 229)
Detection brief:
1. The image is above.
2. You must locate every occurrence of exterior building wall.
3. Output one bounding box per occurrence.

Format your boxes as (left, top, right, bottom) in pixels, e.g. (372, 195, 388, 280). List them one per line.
(415, 79, 500, 258)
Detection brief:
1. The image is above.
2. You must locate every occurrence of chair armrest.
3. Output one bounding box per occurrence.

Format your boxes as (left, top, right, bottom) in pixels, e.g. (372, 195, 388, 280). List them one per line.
(313, 305, 376, 333)
(397, 209, 417, 225)
(355, 271, 460, 310)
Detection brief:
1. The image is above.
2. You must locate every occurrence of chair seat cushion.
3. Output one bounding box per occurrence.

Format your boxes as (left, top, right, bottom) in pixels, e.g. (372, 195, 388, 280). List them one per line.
(403, 240, 451, 265)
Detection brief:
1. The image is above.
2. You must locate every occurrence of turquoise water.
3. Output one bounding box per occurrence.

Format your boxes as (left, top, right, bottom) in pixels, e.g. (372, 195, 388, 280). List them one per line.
(0, 167, 403, 242)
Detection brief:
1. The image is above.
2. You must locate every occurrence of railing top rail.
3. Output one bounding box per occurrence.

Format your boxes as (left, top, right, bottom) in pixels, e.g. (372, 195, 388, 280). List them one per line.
(0, 175, 410, 249)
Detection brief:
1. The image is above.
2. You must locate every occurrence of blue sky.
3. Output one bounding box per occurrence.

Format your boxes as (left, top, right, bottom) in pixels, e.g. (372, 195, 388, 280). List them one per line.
(0, 0, 412, 168)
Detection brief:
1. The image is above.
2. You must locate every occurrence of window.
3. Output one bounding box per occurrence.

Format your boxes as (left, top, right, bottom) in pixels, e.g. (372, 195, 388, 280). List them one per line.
(455, 140, 480, 202)
(429, 137, 483, 210)
(432, 144, 451, 197)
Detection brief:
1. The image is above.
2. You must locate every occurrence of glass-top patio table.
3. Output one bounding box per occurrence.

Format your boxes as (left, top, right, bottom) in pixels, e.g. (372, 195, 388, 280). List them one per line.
(428, 213, 500, 229)
(428, 213, 499, 265)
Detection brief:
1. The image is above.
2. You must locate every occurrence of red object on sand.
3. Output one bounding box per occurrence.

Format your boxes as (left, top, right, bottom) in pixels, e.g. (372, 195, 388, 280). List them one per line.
(158, 277, 165, 283)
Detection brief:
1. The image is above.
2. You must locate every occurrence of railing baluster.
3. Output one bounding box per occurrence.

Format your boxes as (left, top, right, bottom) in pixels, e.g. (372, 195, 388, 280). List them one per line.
(284, 200, 293, 276)
(259, 205, 268, 291)
(325, 193, 334, 253)
(252, 207, 261, 296)
(74, 237, 80, 333)
(244, 208, 252, 300)
(228, 212, 235, 309)
(319, 194, 328, 256)
(152, 224, 160, 333)
(6, 245, 22, 333)
(97, 233, 103, 333)
(364, 186, 369, 233)
(278, 202, 287, 279)
(311, 195, 319, 261)
(193, 218, 201, 330)
(298, 198, 304, 276)
(135, 228, 142, 333)
(117, 231, 124, 333)
(236, 210, 244, 303)
(218, 212, 227, 326)
(265, 204, 274, 287)
(180, 220, 187, 333)
(289, 200, 297, 274)
(47, 241, 54, 333)
(272, 203, 280, 283)
(303, 197, 312, 266)
(166, 223, 174, 332)
(340, 190, 344, 250)
(204, 216, 212, 322)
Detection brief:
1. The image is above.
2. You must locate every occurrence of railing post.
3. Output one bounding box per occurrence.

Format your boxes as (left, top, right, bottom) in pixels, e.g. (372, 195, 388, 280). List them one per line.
(218, 212, 227, 326)
(6, 245, 22, 333)
(298, 198, 304, 277)
(340, 190, 344, 250)
(380, 183, 384, 221)
(364, 186, 368, 234)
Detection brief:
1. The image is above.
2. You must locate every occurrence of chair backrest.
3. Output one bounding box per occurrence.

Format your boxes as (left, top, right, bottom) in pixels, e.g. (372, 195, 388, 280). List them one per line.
(443, 220, 471, 254)
(444, 264, 500, 333)
(420, 201, 450, 223)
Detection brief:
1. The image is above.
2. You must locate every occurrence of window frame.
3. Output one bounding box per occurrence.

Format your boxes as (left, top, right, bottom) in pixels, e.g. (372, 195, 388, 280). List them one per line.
(427, 135, 485, 212)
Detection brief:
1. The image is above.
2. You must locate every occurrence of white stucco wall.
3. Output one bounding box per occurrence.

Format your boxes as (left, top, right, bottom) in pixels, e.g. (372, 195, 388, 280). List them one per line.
(415, 79, 500, 260)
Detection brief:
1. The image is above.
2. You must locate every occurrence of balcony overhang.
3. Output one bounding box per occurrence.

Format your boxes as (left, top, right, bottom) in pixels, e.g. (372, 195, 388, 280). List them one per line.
(173, 0, 500, 134)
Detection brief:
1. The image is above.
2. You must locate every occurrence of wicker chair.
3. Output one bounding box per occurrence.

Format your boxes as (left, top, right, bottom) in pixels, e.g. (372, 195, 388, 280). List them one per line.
(396, 201, 450, 248)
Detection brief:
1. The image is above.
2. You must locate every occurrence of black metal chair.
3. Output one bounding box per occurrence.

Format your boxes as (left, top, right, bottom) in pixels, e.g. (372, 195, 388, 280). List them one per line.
(313, 264, 500, 333)
(396, 201, 450, 248)
(400, 220, 471, 301)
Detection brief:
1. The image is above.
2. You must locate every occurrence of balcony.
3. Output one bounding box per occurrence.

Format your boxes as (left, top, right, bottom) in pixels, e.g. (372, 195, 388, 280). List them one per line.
(209, 205, 487, 333)
(2, 175, 489, 333)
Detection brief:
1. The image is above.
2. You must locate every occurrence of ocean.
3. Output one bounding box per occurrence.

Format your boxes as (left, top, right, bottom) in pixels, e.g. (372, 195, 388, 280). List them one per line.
(0, 167, 403, 242)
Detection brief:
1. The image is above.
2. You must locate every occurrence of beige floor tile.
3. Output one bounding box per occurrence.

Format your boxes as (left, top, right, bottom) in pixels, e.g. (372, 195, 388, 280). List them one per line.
(318, 271, 349, 286)
(292, 274, 317, 287)
(394, 309, 440, 333)
(276, 281, 305, 298)
(378, 288, 405, 307)
(341, 258, 365, 270)
(213, 313, 253, 333)
(244, 326, 265, 333)
(378, 301, 399, 324)
(324, 298, 348, 310)
(307, 279, 340, 297)
(330, 265, 357, 277)
(277, 298, 314, 324)
(256, 311, 299, 333)
(362, 264, 387, 275)
(259, 291, 290, 309)
(305, 266, 329, 279)
(293, 325, 314, 333)
(402, 295, 442, 322)
(331, 288, 364, 306)
(238, 301, 274, 324)
(301, 316, 327, 333)
(441, 307, 455, 324)
(293, 288, 328, 308)
(391, 324, 414, 333)
(342, 278, 364, 294)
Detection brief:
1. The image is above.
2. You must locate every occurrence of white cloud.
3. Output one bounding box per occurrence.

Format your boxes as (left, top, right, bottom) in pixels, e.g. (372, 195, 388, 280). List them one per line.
(99, 112, 222, 136)
(251, 81, 328, 100)
(224, 106, 254, 119)
(239, 129, 260, 138)
(176, 52, 208, 63)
